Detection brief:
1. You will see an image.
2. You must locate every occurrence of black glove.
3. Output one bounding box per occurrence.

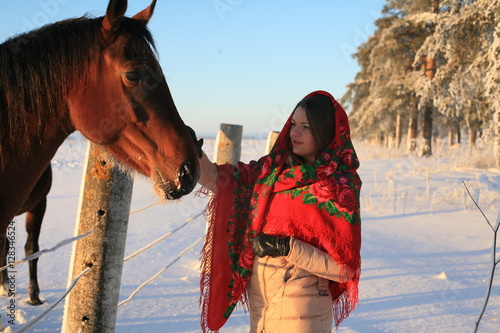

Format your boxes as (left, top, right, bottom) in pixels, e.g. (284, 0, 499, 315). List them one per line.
(186, 125, 203, 158)
(250, 234, 291, 258)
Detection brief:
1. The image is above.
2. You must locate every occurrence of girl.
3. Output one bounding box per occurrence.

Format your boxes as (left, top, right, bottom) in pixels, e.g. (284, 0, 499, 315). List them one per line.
(198, 90, 362, 333)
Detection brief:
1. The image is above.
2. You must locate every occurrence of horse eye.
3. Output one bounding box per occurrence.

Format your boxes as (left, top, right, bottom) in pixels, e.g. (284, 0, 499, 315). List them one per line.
(125, 71, 141, 83)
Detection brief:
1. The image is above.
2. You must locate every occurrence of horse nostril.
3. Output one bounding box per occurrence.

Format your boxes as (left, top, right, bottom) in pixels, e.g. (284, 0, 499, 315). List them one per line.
(165, 160, 199, 200)
(178, 160, 197, 191)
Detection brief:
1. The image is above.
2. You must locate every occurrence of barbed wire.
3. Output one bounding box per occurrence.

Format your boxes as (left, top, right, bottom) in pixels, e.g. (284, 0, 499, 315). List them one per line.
(129, 201, 160, 215)
(124, 212, 203, 262)
(118, 236, 204, 308)
(0, 222, 98, 273)
(10, 266, 93, 333)
(3, 199, 201, 272)
(3, 209, 205, 332)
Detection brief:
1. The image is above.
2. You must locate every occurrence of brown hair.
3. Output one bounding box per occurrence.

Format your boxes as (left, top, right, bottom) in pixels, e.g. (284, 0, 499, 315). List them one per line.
(287, 94, 336, 165)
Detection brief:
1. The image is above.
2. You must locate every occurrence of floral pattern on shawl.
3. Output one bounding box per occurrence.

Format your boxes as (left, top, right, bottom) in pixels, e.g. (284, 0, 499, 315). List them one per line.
(273, 144, 361, 224)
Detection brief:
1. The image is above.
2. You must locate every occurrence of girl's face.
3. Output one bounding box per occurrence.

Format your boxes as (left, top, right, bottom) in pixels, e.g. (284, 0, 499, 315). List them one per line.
(290, 106, 316, 163)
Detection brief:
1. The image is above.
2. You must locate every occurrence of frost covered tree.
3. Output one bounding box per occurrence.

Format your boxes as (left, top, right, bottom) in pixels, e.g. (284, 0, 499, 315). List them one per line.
(343, 0, 499, 164)
(344, 0, 441, 154)
(417, 0, 498, 152)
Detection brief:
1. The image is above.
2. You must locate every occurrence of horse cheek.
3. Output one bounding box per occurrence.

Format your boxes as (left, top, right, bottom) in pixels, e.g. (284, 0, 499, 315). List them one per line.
(67, 102, 105, 144)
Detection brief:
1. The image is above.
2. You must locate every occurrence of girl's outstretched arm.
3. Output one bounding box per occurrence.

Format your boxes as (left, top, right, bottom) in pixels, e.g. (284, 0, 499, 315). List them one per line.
(199, 151, 218, 192)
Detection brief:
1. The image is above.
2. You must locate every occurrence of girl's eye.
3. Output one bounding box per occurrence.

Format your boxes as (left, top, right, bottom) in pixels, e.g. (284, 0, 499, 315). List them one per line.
(291, 123, 296, 127)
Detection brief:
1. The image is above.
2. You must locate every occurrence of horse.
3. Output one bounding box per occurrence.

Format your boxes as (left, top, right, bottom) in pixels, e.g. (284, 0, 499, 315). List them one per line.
(0, 0, 200, 304)
(4, 166, 52, 305)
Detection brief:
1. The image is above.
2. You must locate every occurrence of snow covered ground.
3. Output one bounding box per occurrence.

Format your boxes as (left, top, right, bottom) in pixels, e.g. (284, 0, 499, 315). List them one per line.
(1, 133, 499, 333)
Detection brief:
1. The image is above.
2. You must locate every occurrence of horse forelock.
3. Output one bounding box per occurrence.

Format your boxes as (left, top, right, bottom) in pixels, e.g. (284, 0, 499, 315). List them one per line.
(120, 17, 157, 55)
(0, 14, 158, 170)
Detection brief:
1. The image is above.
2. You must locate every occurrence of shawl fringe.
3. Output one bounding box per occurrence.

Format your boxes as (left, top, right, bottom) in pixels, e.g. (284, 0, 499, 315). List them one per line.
(199, 165, 238, 333)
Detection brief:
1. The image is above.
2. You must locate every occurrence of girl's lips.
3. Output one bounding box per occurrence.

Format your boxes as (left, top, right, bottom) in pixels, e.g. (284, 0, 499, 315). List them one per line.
(292, 140, 302, 146)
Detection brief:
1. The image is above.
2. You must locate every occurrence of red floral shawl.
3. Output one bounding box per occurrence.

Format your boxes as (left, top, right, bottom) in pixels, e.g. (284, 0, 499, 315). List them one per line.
(199, 91, 362, 332)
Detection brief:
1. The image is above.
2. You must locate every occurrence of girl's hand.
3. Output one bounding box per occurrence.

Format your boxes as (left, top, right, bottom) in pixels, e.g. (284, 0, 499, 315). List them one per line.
(250, 234, 291, 258)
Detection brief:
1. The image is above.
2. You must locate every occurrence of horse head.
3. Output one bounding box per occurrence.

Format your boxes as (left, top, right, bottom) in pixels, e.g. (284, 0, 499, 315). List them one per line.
(67, 0, 200, 200)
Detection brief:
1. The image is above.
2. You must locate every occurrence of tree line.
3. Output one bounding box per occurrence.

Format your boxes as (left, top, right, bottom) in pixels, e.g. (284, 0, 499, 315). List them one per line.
(341, 0, 499, 165)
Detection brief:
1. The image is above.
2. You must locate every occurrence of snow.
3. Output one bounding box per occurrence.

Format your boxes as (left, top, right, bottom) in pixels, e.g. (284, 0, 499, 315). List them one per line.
(1, 133, 499, 332)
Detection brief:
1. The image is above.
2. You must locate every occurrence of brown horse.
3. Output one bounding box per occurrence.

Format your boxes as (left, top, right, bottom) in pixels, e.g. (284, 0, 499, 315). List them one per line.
(4, 166, 52, 305)
(0, 0, 200, 304)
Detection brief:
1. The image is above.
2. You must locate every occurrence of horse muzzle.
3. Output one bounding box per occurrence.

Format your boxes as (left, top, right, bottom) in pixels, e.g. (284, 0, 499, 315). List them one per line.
(157, 160, 200, 200)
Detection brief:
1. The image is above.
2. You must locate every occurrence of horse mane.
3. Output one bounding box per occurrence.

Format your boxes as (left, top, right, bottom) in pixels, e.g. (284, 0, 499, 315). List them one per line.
(0, 14, 156, 168)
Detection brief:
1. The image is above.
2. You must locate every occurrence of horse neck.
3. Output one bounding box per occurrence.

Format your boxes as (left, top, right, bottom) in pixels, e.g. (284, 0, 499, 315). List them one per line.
(0, 124, 70, 172)
(0, 18, 99, 171)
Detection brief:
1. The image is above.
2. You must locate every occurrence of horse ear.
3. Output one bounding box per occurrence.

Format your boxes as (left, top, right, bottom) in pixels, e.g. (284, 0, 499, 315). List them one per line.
(132, 0, 157, 25)
(101, 0, 128, 45)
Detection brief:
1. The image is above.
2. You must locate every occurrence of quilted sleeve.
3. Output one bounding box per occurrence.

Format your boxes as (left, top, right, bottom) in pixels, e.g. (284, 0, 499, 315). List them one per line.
(285, 236, 353, 283)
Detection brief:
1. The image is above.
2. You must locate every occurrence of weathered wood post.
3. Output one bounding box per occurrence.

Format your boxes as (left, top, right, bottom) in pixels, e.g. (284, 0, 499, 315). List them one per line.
(62, 142, 133, 333)
(214, 123, 243, 165)
(265, 131, 280, 154)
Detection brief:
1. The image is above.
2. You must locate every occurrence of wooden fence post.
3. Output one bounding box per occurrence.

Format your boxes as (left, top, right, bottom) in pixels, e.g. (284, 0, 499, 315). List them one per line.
(214, 123, 243, 165)
(265, 131, 280, 154)
(62, 142, 133, 333)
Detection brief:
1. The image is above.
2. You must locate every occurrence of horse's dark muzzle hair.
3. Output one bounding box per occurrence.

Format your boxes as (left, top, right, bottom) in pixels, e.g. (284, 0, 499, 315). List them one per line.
(166, 160, 199, 200)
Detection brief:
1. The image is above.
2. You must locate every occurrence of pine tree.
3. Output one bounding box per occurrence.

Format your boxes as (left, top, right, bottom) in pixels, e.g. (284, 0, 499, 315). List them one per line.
(343, 0, 499, 165)
(344, 0, 439, 152)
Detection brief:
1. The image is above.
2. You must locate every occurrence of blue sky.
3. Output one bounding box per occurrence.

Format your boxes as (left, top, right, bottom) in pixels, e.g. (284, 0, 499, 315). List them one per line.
(0, 0, 385, 137)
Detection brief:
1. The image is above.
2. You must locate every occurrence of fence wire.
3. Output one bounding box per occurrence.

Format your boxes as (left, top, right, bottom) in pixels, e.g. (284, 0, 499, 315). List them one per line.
(4, 207, 205, 332)
(11, 267, 92, 333)
(124, 211, 203, 262)
(118, 236, 204, 308)
(0, 222, 97, 273)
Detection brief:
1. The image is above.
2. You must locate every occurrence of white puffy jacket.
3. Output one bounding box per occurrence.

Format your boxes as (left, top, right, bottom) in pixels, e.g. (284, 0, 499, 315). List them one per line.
(247, 236, 348, 333)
